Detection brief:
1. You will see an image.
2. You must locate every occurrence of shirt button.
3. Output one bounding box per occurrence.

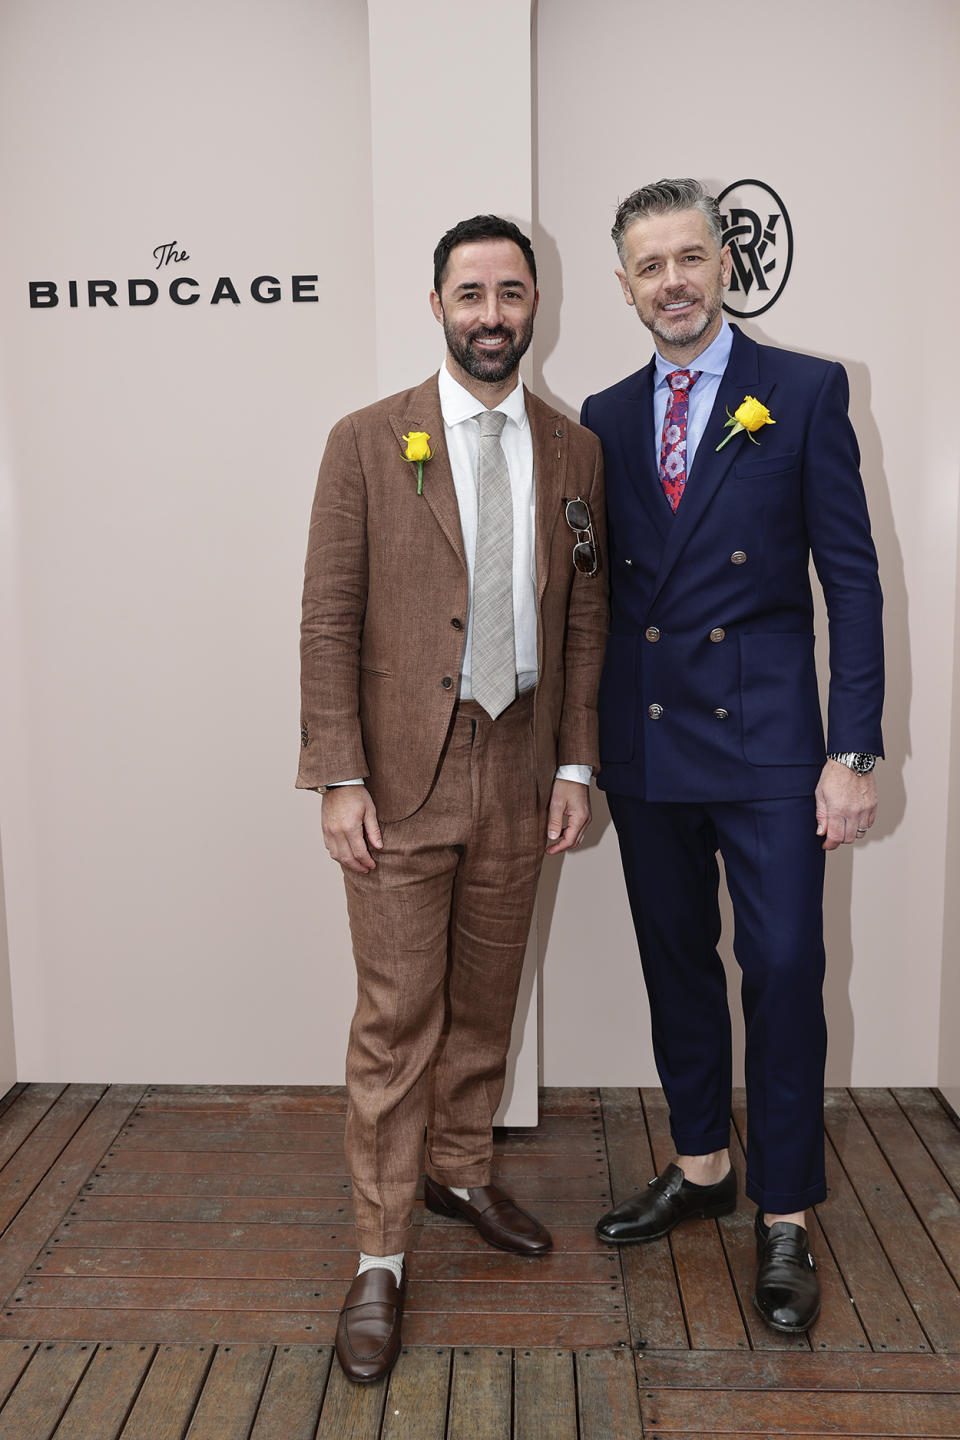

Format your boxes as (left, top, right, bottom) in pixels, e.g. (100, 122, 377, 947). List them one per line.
(648, 703, 663, 720)
(713, 707, 729, 720)
(441, 676, 453, 689)
(645, 626, 661, 643)
(451, 618, 463, 630)
(709, 628, 726, 643)
(731, 551, 747, 565)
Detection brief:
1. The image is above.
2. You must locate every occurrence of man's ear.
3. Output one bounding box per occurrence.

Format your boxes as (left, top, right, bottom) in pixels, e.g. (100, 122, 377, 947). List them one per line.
(429, 290, 444, 323)
(719, 244, 733, 289)
(615, 268, 634, 306)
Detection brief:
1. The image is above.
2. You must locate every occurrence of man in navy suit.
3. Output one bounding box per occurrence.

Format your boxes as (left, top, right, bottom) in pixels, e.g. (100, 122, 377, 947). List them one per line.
(581, 178, 883, 1332)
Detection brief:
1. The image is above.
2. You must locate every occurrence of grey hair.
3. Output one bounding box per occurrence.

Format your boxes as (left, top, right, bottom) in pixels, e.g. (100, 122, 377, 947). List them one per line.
(611, 178, 723, 264)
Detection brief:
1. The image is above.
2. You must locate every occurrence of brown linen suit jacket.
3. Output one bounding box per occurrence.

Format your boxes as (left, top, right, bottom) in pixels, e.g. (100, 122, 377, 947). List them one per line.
(297, 374, 609, 824)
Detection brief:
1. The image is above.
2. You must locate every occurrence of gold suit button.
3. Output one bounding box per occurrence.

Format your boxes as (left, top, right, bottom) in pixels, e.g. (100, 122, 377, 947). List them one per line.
(731, 550, 747, 565)
(709, 628, 726, 643)
(645, 626, 661, 642)
(713, 707, 729, 720)
(648, 703, 664, 720)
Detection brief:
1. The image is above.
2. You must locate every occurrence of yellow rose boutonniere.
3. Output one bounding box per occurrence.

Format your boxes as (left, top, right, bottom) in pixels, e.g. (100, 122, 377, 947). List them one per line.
(716, 395, 775, 452)
(402, 431, 432, 493)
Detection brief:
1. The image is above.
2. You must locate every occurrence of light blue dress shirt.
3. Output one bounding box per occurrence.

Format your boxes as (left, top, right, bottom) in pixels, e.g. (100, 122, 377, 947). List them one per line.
(652, 317, 734, 474)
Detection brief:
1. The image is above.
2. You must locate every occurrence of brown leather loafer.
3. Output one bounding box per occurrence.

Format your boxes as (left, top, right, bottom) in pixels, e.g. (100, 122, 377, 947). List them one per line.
(334, 1264, 406, 1383)
(424, 1177, 552, 1255)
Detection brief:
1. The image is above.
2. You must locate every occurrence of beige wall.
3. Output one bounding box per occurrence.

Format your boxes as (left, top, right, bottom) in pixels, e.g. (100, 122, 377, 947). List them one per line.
(0, 0, 957, 1098)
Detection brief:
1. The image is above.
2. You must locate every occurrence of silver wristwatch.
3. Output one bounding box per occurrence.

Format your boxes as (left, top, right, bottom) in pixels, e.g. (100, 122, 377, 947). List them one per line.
(827, 752, 877, 776)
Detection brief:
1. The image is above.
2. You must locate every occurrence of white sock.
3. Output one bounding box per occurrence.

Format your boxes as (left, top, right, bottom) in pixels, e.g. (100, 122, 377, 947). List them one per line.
(449, 1186, 471, 1200)
(357, 1251, 404, 1286)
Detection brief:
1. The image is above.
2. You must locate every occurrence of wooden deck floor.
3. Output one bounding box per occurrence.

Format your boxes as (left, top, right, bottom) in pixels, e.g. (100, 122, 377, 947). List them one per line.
(0, 1082, 958, 1436)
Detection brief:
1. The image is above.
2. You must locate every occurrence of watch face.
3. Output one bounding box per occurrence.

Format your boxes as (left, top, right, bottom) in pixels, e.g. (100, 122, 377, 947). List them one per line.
(853, 754, 876, 774)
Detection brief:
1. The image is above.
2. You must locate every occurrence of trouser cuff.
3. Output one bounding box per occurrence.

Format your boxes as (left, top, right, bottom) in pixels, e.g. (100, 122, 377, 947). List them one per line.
(745, 1177, 827, 1213)
(671, 1126, 731, 1156)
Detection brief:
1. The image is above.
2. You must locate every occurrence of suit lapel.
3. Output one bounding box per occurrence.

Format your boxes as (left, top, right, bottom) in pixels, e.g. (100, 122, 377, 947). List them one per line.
(388, 377, 466, 569)
(526, 388, 566, 602)
(646, 328, 774, 607)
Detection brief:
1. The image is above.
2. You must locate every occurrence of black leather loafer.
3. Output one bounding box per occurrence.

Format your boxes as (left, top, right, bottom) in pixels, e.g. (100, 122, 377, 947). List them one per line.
(595, 1162, 737, 1243)
(753, 1210, 820, 1332)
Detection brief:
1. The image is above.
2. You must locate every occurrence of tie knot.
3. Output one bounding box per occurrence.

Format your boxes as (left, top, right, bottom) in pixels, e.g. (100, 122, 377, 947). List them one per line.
(668, 369, 701, 394)
(478, 408, 508, 438)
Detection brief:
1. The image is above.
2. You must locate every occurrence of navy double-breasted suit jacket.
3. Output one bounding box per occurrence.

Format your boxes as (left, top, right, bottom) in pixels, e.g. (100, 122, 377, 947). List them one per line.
(581, 326, 884, 803)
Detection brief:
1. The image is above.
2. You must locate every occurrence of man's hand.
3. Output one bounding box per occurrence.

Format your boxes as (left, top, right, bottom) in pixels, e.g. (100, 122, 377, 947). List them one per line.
(545, 779, 592, 855)
(815, 760, 878, 851)
(321, 786, 383, 873)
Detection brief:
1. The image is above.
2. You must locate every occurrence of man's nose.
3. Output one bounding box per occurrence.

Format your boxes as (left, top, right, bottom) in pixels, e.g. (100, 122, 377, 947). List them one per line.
(663, 262, 684, 290)
(480, 295, 504, 328)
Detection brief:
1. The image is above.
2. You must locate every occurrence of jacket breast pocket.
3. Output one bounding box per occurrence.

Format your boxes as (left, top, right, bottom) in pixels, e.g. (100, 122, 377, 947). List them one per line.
(598, 633, 638, 764)
(733, 449, 799, 481)
(739, 632, 825, 765)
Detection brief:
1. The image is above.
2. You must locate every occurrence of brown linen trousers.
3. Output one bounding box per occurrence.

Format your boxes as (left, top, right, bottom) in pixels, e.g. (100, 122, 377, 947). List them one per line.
(298, 374, 608, 1253)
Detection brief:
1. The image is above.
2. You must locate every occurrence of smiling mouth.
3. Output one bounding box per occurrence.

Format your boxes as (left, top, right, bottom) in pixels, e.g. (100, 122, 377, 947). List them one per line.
(662, 300, 696, 312)
(473, 333, 510, 347)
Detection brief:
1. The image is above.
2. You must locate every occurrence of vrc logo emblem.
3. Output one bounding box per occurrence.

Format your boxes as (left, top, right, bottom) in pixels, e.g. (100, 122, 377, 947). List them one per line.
(718, 180, 793, 319)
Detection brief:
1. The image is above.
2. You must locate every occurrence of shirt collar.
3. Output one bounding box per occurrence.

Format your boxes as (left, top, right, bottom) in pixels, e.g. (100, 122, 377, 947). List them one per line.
(654, 316, 733, 387)
(438, 363, 528, 429)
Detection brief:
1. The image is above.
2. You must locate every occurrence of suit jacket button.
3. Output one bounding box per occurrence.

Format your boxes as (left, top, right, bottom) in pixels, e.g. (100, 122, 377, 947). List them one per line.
(709, 627, 726, 643)
(645, 626, 661, 642)
(730, 550, 747, 565)
(624, 558, 634, 566)
(648, 703, 663, 720)
(451, 618, 463, 630)
(441, 676, 453, 689)
(713, 707, 729, 720)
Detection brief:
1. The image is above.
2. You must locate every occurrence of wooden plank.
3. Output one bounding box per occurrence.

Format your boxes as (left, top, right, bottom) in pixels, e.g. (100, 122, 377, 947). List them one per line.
(814, 1121, 929, 1352)
(119, 1116, 602, 1149)
(52, 1343, 156, 1440)
(514, 1349, 578, 1440)
(248, 1346, 331, 1440)
(729, 1091, 868, 1354)
(0, 1085, 144, 1308)
(600, 1087, 688, 1351)
(0, 1306, 628, 1347)
(0, 1344, 35, 1408)
(538, 1088, 601, 1117)
(636, 1347, 960, 1389)
(313, 1358, 386, 1440)
(141, 1085, 348, 1103)
(640, 1387, 960, 1435)
(895, 1089, 960, 1200)
(88, 1168, 607, 1201)
(67, 1194, 601, 1226)
(6, 1275, 626, 1316)
(0, 1342, 93, 1440)
(183, 1345, 273, 1440)
(0, 1086, 66, 1172)
(0, 1086, 105, 1234)
(643, 1087, 749, 1352)
(38, 1245, 618, 1285)
(105, 1343, 211, 1440)
(0, 1087, 27, 1123)
(853, 1088, 960, 1288)
(43, 1220, 602, 1254)
(575, 1348, 644, 1438)
(447, 1348, 512, 1440)
(380, 1348, 450, 1440)
(824, 1090, 958, 1351)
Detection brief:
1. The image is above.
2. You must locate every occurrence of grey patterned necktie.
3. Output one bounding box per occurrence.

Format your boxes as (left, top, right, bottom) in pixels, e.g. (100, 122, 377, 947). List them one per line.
(471, 409, 516, 719)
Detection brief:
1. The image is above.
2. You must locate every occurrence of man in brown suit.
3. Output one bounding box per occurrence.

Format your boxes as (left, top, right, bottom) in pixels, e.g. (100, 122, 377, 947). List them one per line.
(298, 215, 607, 1382)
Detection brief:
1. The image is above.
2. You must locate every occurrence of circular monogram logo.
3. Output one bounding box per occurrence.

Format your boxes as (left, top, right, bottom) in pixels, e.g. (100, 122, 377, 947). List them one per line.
(718, 179, 793, 319)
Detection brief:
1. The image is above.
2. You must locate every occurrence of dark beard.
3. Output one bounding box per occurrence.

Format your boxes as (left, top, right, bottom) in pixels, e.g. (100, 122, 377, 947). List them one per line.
(443, 318, 533, 384)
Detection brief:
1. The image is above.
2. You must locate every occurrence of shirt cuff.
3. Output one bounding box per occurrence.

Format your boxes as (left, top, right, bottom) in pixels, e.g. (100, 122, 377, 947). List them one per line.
(316, 778, 364, 792)
(555, 764, 592, 786)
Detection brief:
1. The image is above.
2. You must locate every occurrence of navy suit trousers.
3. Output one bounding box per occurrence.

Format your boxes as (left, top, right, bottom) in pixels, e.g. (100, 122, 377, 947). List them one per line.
(607, 791, 828, 1213)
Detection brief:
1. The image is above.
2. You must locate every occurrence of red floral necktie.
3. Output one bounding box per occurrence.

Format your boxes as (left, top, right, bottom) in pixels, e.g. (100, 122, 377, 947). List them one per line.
(658, 369, 702, 511)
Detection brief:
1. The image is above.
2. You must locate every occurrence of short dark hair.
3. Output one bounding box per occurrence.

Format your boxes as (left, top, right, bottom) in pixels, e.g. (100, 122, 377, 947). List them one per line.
(433, 214, 537, 296)
(611, 178, 723, 264)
